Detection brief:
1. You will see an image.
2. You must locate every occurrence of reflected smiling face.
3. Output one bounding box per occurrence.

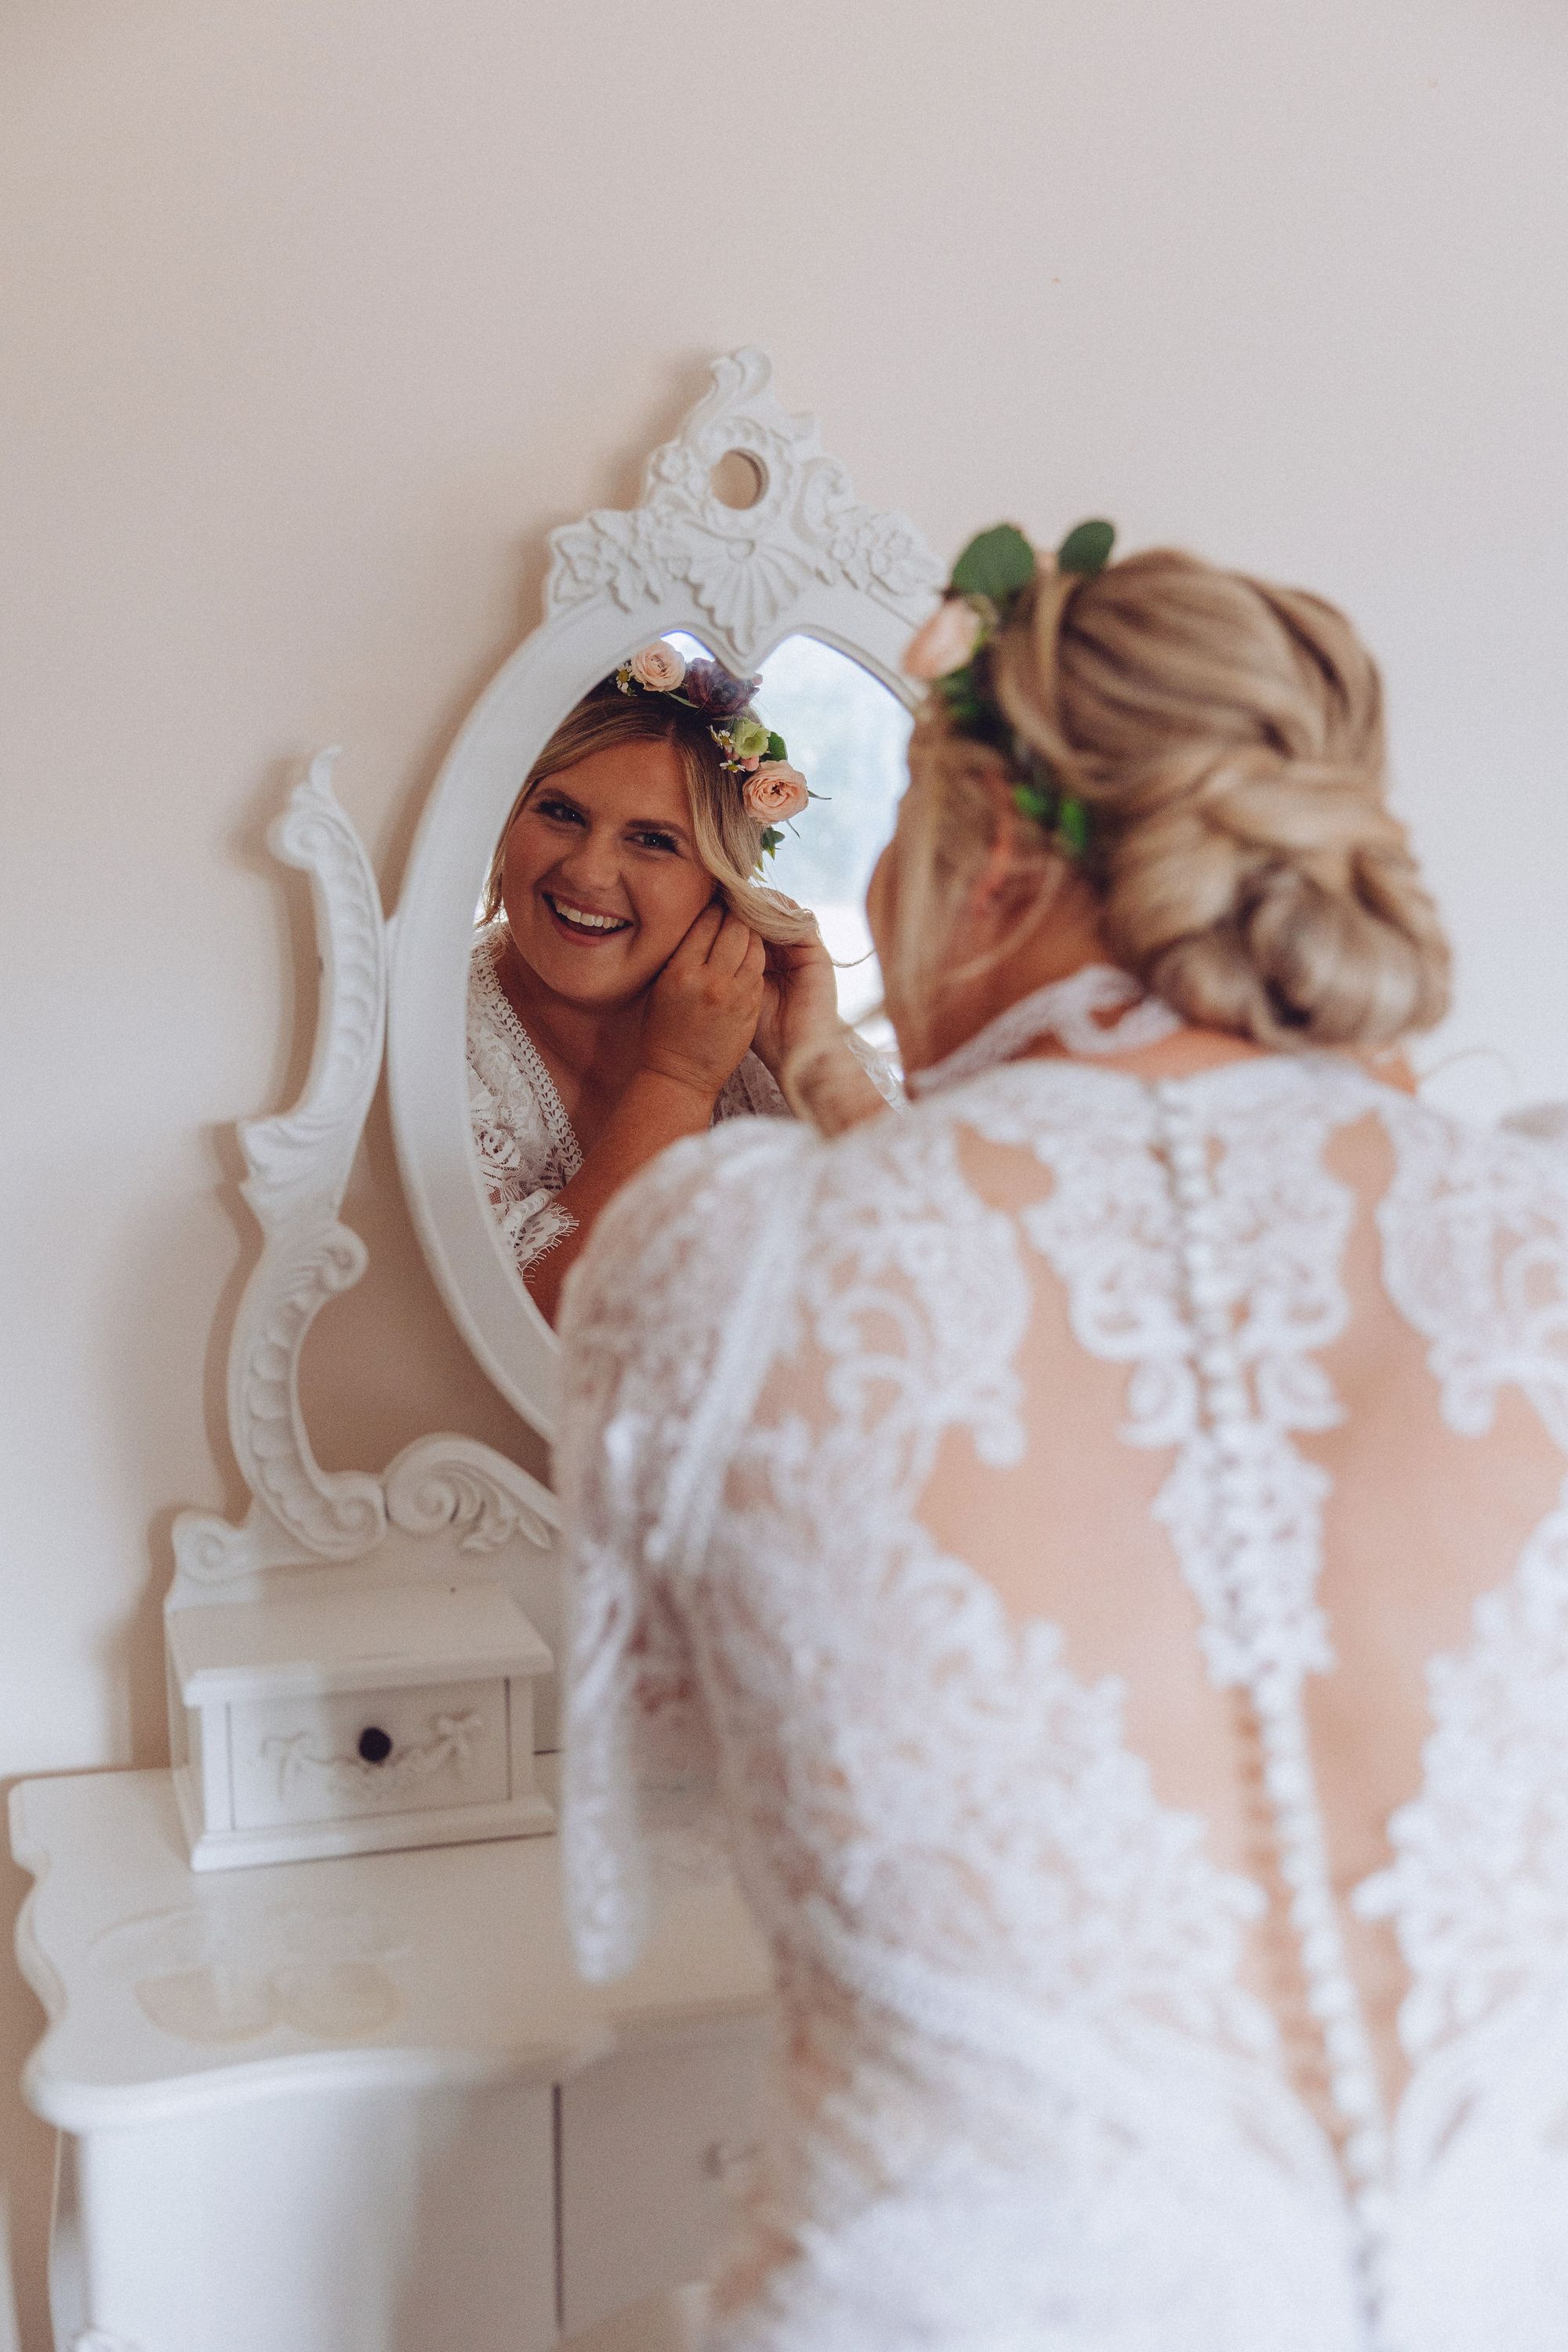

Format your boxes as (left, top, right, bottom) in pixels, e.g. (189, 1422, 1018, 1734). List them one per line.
(500, 739, 718, 1008)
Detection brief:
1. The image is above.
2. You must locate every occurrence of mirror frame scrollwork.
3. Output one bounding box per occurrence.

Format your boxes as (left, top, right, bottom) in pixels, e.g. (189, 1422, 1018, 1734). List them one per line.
(169, 746, 564, 1615)
(386, 347, 942, 1441)
(162, 350, 937, 1795)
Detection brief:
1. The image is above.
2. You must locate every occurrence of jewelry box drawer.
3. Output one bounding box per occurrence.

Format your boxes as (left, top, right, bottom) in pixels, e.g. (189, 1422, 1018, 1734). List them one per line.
(559, 2017, 772, 2339)
(226, 1677, 513, 1830)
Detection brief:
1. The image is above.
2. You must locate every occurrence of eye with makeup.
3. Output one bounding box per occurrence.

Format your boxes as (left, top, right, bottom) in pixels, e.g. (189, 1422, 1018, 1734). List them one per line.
(532, 793, 682, 858)
(532, 793, 586, 829)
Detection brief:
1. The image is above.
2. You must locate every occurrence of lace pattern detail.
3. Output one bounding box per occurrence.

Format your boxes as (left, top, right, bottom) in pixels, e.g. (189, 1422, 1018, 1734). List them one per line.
(908, 964, 1181, 1096)
(1354, 1103, 1568, 2075)
(1375, 1100, 1568, 1446)
(557, 1051, 1568, 2350)
(557, 1117, 814, 1980)
(961, 1056, 1370, 1690)
(467, 924, 584, 1272)
(1357, 1485, 1568, 2062)
(737, 1108, 1272, 2054)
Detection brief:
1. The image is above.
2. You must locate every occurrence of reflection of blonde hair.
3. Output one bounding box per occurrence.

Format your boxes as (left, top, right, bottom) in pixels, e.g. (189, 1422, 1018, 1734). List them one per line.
(891, 548, 1450, 1051)
(478, 682, 812, 946)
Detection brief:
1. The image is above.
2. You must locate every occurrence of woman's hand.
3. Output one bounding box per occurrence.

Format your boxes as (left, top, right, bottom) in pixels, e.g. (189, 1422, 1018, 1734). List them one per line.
(750, 911, 841, 1083)
(752, 902, 891, 1138)
(524, 905, 763, 1324)
(637, 902, 766, 1104)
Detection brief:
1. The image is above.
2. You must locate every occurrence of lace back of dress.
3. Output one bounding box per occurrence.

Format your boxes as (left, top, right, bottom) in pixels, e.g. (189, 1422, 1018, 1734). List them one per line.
(563, 1044, 1568, 2352)
(939, 1062, 1568, 2352)
(1151, 1077, 1394, 2337)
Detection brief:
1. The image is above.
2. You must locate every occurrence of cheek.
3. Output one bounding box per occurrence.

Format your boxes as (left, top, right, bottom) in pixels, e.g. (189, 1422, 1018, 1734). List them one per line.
(626, 860, 717, 953)
(500, 815, 550, 901)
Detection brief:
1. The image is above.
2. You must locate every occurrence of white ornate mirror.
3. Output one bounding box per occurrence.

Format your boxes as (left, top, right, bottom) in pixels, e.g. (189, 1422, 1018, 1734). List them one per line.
(387, 350, 939, 1439)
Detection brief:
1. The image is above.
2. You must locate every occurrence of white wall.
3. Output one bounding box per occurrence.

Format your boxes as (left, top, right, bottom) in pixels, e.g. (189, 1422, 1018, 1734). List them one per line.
(3, 2, 1566, 2340)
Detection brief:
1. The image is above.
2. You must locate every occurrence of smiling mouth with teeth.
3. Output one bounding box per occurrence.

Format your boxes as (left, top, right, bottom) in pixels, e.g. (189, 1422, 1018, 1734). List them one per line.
(544, 894, 633, 936)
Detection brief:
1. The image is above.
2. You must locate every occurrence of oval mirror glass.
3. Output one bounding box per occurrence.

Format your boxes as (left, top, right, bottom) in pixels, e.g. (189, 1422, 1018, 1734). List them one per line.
(462, 633, 911, 1379)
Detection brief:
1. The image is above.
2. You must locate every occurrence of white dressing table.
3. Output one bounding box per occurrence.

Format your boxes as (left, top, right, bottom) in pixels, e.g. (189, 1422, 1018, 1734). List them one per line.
(10, 1767, 772, 2352)
(6, 354, 938, 2351)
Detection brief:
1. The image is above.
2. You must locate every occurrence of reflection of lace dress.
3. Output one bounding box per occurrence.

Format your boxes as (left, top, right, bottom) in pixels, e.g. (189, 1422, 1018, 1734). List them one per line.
(557, 1042, 1568, 2352)
(466, 920, 788, 1275)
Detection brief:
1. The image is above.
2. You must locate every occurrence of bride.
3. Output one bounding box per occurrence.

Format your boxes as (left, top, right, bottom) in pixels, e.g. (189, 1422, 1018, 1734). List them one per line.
(554, 522, 1568, 2350)
(467, 645, 887, 1321)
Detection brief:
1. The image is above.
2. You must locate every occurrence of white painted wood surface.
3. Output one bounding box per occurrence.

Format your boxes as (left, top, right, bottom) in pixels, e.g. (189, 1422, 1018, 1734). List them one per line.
(560, 2025, 769, 2340)
(51, 2082, 559, 2352)
(169, 1581, 552, 1700)
(167, 1581, 558, 1871)
(11, 1769, 774, 2350)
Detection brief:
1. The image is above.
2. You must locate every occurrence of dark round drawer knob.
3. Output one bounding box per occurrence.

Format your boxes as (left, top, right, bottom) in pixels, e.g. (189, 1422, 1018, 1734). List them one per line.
(357, 1726, 394, 1765)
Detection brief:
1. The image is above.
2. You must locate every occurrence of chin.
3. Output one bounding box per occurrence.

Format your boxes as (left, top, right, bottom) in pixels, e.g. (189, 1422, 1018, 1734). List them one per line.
(521, 937, 652, 1008)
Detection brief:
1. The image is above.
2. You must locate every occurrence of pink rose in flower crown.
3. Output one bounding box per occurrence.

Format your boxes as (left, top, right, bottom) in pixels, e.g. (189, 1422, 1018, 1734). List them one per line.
(901, 597, 983, 682)
(742, 761, 811, 824)
(628, 641, 688, 692)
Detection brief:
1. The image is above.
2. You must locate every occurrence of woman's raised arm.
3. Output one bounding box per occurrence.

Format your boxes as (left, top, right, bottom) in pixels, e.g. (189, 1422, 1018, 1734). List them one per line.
(523, 905, 764, 1323)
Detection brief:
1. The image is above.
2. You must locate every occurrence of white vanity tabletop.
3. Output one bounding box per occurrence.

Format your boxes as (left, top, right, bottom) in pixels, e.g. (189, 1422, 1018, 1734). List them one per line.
(166, 1581, 554, 1701)
(9, 1765, 774, 2135)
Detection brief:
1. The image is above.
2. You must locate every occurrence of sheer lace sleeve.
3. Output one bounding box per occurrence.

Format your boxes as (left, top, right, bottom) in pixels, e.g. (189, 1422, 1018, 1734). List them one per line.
(554, 1116, 814, 1982)
(717, 1048, 792, 1122)
(466, 924, 584, 1275)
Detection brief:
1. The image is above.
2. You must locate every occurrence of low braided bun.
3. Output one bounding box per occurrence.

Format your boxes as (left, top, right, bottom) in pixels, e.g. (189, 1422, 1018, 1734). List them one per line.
(933, 546, 1450, 1050)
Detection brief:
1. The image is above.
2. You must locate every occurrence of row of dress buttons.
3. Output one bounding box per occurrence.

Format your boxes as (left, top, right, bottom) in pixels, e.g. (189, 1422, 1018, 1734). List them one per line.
(1155, 1080, 1397, 2351)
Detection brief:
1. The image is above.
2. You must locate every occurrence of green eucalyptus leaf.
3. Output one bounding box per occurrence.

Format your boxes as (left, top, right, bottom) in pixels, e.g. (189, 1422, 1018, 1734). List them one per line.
(935, 667, 988, 728)
(1055, 518, 1116, 576)
(949, 523, 1036, 605)
(766, 731, 787, 763)
(1056, 796, 1091, 855)
(758, 826, 784, 860)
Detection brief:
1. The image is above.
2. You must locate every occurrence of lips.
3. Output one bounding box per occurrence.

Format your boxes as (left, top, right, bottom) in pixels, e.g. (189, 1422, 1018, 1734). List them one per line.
(542, 892, 633, 940)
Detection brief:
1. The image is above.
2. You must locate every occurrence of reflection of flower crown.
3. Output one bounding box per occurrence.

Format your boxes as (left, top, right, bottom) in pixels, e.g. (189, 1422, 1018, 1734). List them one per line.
(902, 519, 1116, 859)
(613, 641, 810, 862)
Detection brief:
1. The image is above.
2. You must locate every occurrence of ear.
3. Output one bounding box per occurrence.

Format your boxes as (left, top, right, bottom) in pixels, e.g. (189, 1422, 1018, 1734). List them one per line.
(966, 771, 1033, 917)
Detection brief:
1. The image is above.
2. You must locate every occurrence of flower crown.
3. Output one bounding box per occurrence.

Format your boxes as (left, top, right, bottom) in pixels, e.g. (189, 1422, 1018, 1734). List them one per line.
(902, 518, 1116, 858)
(614, 641, 809, 862)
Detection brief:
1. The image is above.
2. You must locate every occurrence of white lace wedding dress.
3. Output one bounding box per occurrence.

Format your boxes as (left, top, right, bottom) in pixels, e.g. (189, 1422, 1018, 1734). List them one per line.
(556, 978, 1568, 2352)
(466, 919, 787, 1274)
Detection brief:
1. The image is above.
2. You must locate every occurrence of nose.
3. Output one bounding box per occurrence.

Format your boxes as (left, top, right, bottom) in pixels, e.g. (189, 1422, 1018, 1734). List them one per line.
(554, 823, 625, 902)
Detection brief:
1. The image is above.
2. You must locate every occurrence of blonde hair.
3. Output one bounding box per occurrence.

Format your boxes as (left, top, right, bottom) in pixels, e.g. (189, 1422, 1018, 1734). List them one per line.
(478, 681, 812, 946)
(893, 547, 1450, 1051)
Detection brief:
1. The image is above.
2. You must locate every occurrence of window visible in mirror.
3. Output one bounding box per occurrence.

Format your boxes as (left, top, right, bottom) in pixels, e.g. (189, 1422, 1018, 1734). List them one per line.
(669, 632, 912, 1029)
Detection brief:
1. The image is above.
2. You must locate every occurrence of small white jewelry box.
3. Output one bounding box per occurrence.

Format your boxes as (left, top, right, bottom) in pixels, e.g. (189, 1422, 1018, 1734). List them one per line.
(166, 1580, 555, 1871)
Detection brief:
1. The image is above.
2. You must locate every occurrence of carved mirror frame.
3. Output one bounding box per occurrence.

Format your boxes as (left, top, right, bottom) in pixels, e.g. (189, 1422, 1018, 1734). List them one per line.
(170, 352, 938, 1625)
(387, 348, 942, 1439)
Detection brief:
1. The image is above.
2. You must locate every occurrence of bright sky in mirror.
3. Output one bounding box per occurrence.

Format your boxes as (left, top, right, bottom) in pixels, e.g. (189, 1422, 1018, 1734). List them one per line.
(669, 633, 912, 1026)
